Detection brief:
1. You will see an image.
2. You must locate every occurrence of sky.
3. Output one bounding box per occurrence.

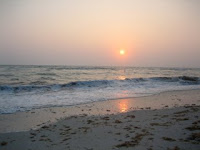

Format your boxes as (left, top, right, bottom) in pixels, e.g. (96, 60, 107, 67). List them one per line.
(0, 0, 200, 67)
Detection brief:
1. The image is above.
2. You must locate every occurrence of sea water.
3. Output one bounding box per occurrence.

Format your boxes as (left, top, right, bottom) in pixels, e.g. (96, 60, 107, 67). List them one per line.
(0, 65, 200, 114)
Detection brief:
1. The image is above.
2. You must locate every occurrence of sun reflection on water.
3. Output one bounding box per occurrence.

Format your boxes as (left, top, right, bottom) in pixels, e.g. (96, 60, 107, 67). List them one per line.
(118, 99, 129, 113)
(118, 75, 126, 80)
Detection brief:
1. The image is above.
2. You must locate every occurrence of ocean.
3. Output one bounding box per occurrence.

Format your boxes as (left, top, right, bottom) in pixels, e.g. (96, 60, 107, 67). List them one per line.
(0, 65, 200, 114)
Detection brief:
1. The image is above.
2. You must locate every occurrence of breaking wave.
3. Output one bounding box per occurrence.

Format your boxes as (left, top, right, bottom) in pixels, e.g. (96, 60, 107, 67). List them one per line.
(0, 76, 199, 93)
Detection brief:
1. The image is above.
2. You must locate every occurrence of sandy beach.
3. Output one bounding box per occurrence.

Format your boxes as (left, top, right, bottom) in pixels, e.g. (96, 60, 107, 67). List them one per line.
(0, 89, 200, 150)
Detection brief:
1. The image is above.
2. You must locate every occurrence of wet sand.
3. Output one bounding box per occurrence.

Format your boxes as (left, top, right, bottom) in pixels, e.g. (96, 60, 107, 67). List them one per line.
(0, 89, 200, 149)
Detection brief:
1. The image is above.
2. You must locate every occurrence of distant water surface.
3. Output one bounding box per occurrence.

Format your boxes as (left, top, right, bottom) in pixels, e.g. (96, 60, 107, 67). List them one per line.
(0, 65, 200, 114)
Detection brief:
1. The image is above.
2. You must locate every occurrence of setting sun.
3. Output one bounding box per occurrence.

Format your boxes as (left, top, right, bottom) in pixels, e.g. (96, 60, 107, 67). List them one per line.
(120, 50, 125, 55)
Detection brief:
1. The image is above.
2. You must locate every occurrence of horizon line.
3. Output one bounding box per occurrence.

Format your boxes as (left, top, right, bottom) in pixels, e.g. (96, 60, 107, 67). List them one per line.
(0, 64, 199, 69)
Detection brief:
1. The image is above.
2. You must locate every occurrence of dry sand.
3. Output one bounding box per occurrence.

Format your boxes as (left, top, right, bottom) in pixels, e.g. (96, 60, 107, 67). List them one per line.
(0, 89, 200, 150)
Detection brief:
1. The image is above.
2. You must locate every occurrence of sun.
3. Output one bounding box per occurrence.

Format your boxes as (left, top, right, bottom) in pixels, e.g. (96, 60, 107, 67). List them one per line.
(120, 50, 125, 55)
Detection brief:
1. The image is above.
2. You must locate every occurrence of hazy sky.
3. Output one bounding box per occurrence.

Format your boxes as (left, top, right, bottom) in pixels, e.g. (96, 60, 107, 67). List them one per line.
(0, 0, 200, 67)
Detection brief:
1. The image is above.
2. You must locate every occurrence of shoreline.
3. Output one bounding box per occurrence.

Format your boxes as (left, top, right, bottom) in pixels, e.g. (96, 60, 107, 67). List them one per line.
(0, 89, 200, 149)
(2, 88, 200, 115)
(0, 89, 200, 133)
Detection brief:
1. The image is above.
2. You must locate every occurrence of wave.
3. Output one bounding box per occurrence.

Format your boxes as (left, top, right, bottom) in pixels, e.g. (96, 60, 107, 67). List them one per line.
(0, 74, 14, 77)
(150, 76, 199, 82)
(37, 73, 57, 76)
(125, 76, 199, 83)
(46, 66, 118, 70)
(0, 76, 199, 93)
